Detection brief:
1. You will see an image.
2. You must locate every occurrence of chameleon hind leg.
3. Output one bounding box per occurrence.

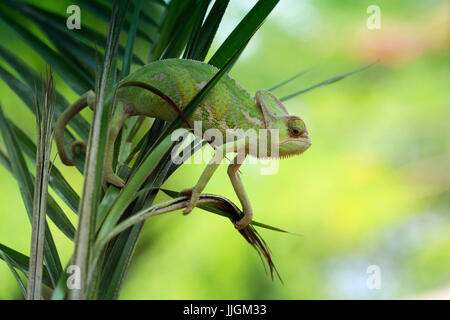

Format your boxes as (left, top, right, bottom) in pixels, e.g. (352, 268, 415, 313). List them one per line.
(102, 103, 129, 188)
(55, 90, 129, 188)
(180, 139, 253, 230)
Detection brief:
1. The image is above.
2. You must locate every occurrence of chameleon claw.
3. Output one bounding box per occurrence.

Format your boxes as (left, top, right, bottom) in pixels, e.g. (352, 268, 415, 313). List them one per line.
(103, 172, 125, 189)
(179, 187, 193, 197)
(234, 211, 253, 230)
(179, 188, 199, 215)
(183, 198, 195, 215)
(234, 218, 250, 230)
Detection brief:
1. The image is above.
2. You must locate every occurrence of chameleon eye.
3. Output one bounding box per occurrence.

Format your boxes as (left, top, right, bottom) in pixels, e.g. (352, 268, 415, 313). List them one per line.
(289, 128, 301, 137)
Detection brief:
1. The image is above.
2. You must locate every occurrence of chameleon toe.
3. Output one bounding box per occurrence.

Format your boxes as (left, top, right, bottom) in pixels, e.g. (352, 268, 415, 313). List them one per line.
(104, 173, 125, 188)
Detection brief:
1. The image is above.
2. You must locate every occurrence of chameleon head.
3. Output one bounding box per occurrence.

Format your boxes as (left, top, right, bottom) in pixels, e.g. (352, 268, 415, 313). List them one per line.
(255, 90, 311, 158)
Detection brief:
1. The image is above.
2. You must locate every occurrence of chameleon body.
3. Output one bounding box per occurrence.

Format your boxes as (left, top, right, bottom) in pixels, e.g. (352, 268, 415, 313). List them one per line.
(55, 59, 311, 229)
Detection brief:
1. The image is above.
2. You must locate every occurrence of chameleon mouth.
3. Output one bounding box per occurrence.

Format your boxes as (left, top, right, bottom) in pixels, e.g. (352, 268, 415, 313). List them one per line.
(300, 137, 312, 145)
(279, 136, 312, 146)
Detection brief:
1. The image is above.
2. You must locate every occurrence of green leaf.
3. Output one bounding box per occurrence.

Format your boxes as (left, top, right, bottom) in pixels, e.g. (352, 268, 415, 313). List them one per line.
(122, 0, 143, 77)
(74, 0, 153, 42)
(44, 197, 76, 240)
(0, 13, 93, 94)
(0, 106, 62, 287)
(160, 0, 202, 59)
(266, 68, 312, 92)
(2, 134, 73, 242)
(1, 1, 144, 66)
(97, 153, 176, 299)
(0, 250, 27, 298)
(0, 147, 12, 172)
(208, 0, 279, 69)
(96, 136, 175, 241)
(182, 0, 212, 59)
(5, 126, 77, 239)
(0, 45, 91, 140)
(50, 264, 70, 300)
(280, 61, 379, 102)
(150, 0, 195, 60)
(128, 0, 159, 28)
(189, 0, 230, 61)
(1, 0, 99, 77)
(99, 225, 141, 299)
(42, 26, 98, 78)
(0, 63, 88, 171)
(0, 243, 53, 289)
(11, 123, 80, 214)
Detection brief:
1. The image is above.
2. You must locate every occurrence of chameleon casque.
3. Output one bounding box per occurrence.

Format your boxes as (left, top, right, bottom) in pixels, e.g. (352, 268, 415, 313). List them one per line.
(55, 59, 311, 230)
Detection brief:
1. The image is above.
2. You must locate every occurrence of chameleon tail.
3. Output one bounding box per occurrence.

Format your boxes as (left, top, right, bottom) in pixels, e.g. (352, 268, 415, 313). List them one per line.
(55, 90, 94, 166)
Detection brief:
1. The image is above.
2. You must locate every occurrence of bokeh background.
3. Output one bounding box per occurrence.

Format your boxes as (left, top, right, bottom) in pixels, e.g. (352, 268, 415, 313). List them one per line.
(0, 0, 449, 299)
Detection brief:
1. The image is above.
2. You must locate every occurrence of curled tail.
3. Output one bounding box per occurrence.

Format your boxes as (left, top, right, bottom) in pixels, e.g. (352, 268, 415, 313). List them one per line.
(55, 90, 94, 166)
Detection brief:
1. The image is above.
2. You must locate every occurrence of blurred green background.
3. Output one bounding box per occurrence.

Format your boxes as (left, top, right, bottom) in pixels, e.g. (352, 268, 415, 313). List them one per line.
(0, 0, 449, 299)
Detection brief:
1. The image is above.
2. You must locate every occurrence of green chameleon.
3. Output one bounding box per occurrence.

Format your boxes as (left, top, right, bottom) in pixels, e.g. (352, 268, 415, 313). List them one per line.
(55, 59, 311, 230)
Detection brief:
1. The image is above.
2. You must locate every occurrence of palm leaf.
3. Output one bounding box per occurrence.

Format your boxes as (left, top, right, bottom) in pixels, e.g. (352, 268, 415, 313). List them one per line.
(266, 68, 313, 92)
(1, 1, 145, 66)
(280, 61, 379, 101)
(0, 106, 62, 287)
(0, 44, 91, 140)
(0, 250, 27, 298)
(0, 13, 93, 94)
(150, 0, 195, 60)
(188, 0, 230, 61)
(0, 243, 53, 289)
(11, 124, 80, 214)
(208, 0, 279, 69)
(0, 145, 76, 239)
(74, 0, 154, 43)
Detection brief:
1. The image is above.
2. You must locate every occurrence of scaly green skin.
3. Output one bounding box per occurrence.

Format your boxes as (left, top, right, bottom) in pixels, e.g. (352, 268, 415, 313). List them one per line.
(117, 59, 265, 136)
(55, 59, 311, 229)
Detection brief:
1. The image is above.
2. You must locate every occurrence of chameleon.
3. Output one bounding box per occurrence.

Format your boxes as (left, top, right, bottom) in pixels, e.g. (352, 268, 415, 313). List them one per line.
(55, 59, 311, 230)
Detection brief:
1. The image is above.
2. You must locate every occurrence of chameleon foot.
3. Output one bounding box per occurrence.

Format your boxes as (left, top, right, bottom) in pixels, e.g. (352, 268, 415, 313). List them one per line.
(234, 213, 253, 230)
(104, 172, 125, 189)
(179, 187, 193, 197)
(179, 187, 198, 215)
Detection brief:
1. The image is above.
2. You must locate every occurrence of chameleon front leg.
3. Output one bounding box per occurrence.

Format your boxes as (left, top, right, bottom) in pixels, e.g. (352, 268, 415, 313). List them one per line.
(181, 139, 253, 229)
(227, 155, 253, 229)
